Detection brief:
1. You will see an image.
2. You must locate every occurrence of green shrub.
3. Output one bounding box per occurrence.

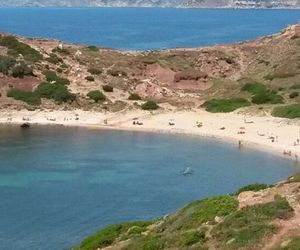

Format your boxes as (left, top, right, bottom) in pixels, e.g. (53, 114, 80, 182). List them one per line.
(213, 197, 293, 249)
(87, 90, 105, 102)
(87, 45, 99, 52)
(241, 83, 267, 94)
(51, 84, 76, 103)
(141, 101, 159, 110)
(46, 53, 63, 64)
(60, 63, 68, 69)
(43, 70, 70, 85)
(289, 92, 299, 99)
(7, 89, 41, 105)
(87, 68, 102, 75)
(0, 55, 16, 75)
(132, 235, 165, 250)
(0, 35, 42, 62)
(35, 82, 56, 98)
(276, 236, 300, 250)
(290, 84, 300, 89)
(11, 63, 34, 78)
(52, 47, 70, 55)
(36, 82, 75, 103)
(251, 91, 284, 104)
(44, 70, 57, 81)
(272, 104, 300, 119)
(202, 98, 250, 113)
(74, 221, 151, 250)
(85, 76, 95, 82)
(107, 68, 127, 77)
(128, 93, 142, 101)
(56, 67, 63, 73)
(102, 85, 113, 92)
(286, 172, 300, 183)
(179, 195, 238, 228)
(237, 183, 273, 195)
(127, 226, 147, 236)
(180, 231, 206, 246)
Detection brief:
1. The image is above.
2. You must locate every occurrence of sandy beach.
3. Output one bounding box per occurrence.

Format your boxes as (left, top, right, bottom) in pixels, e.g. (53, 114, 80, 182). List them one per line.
(1, 108, 300, 160)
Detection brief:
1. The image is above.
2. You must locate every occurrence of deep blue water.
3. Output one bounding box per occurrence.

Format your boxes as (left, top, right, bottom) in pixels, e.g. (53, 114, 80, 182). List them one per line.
(0, 8, 300, 50)
(0, 126, 298, 250)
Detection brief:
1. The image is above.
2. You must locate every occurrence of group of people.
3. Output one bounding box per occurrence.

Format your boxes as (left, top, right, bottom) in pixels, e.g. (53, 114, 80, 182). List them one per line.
(132, 119, 143, 125)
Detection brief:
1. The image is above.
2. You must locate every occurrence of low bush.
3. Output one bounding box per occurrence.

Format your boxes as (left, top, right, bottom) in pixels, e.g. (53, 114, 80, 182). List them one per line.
(87, 45, 99, 52)
(241, 83, 266, 95)
(202, 98, 250, 113)
(7, 89, 41, 105)
(0, 55, 16, 75)
(272, 104, 300, 119)
(85, 76, 95, 82)
(289, 92, 299, 99)
(56, 67, 63, 73)
(128, 93, 142, 101)
(180, 231, 206, 246)
(178, 195, 238, 229)
(130, 235, 165, 250)
(60, 63, 68, 69)
(251, 91, 284, 104)
(11, 63, 34, 78)
(107, 68, 127, 77)
(87, 68, 102, 75)
(0, 35, 42, 62)
(290, 84, 300, 89)
(87, 90, 105, 102)
(8, 78, 75, 105)
(0, 56, 33, 78)
(237, 183, 273, 195)
(102, 85, 113, 92)
(141, 101, 159, 110)
(36, 82, 75, 103)
(46, 53, 63, 65)
(43, 70, 70, 85)
(74, 221, 151, 250)
(212, 196, 293, 249)
(51, 84, 76, 103)
(286, 172, 300, 183)
(276, 236, 300, 250)
(52, 47, 70, 55)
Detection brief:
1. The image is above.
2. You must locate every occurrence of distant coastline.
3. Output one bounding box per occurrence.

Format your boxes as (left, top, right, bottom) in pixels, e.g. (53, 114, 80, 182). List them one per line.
(1, 6, 300, 9)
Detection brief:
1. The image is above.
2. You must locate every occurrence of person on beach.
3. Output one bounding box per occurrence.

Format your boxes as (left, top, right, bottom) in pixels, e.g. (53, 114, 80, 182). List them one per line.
(238, 140, 242, 149)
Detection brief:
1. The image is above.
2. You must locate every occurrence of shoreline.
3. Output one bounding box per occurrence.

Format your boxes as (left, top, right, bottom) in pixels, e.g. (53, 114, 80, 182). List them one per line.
(2, 108, 300, 161)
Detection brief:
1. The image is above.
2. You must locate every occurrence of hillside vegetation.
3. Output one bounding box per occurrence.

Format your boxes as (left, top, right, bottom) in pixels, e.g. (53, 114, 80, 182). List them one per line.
(2, 22, 300, 117)
(72, 173, 300, 250)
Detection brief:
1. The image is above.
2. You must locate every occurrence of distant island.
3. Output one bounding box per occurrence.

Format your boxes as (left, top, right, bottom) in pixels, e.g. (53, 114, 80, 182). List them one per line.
(1, 0, 300, 8)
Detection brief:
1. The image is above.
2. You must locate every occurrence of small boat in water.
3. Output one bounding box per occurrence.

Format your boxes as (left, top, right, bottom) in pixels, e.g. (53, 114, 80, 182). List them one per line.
(182, 167, 193, 175)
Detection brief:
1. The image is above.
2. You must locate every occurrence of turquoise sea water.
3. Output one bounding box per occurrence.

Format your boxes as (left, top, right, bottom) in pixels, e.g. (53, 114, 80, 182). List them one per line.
(0, 126, 298, 249)
(0, 8, 300, 50)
